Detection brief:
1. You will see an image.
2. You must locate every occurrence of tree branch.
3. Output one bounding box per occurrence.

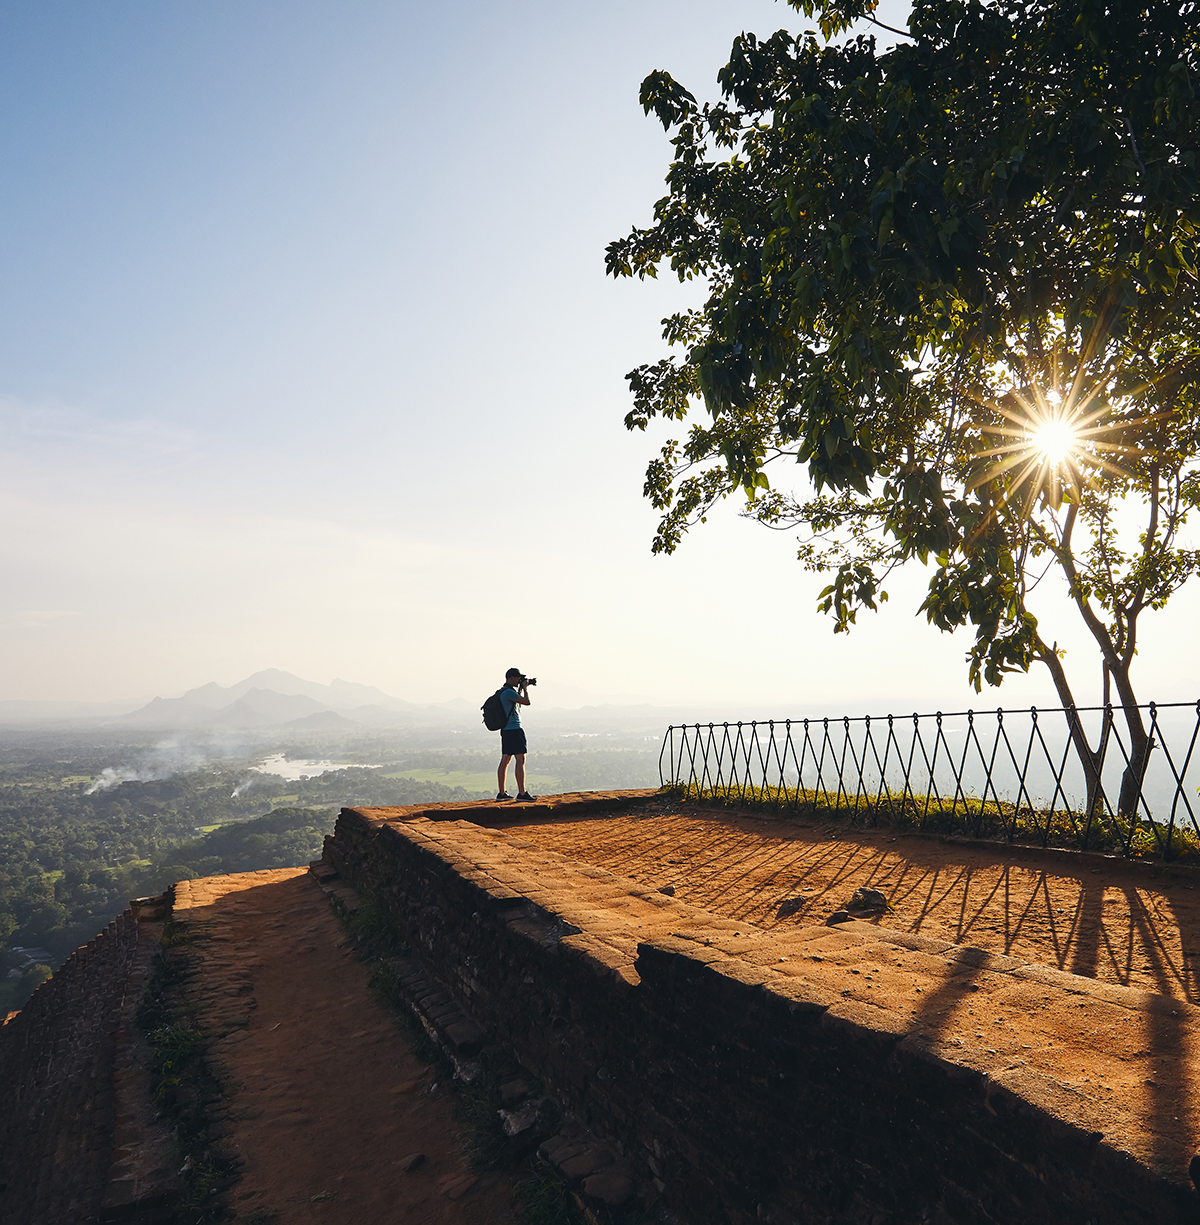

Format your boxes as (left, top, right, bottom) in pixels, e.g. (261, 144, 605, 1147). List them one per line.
(1125, 116, 1148, 180)
(865, 14, 914, 39)
(1028, 516, 1120, 672)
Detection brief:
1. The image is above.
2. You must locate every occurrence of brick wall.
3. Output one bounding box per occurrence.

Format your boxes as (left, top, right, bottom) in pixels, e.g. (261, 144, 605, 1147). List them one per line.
(0, 913, 139, 1225)
(325, 803, 1200, 1225)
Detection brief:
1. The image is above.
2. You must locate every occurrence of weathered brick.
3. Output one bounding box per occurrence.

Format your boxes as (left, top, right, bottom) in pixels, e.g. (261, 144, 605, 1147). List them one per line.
(323, 796, 1200, 1225)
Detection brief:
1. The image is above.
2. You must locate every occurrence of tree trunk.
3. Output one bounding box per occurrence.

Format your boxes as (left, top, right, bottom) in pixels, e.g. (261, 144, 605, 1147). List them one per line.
(1115, 711, 1152, 821)
(1036, 642, 1106, 841)
(1038, 642, 1153, 839)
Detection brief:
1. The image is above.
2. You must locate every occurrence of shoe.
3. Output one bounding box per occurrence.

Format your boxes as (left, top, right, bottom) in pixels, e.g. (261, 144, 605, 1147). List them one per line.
(496, 792, 512, 801)
(515, 792, 537, 802)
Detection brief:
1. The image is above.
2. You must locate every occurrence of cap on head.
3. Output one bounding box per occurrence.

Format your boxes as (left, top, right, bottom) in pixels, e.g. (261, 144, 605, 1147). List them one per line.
(506, 667, 522, 680)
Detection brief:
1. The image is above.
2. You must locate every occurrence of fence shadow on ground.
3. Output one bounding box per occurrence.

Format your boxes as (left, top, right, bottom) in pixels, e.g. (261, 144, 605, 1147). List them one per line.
(505, 801, 1200, 1185)
(513, 808, 1200, 1005)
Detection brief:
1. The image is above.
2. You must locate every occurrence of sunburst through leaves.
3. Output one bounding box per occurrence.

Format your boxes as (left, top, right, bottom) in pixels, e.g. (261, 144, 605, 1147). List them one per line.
(967, 382, 1148, 516)
(1032, 417, 1077, 466)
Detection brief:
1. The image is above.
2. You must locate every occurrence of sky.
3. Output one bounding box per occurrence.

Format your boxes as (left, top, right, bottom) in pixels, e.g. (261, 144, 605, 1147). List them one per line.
(1, 0, 1197, 716)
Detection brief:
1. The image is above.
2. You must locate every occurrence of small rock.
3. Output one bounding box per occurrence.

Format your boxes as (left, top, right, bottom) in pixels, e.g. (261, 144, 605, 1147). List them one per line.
(501, 1099, 541, 1139)
(500, 1095, 557, 1144)
(826, 910, 852, 925)
(399, 1152, 425, 1172)
(776, 896, 808, 918)
(582, 1168, 634, 1206)
(445, 1017, 486, 1053)
(499, 1077, 533, 1106)
(658, 884, 676, 896)
(561, 1148, 614, 1181)
(539, 1135, 586, 1165)
(847, 887, 889, 912)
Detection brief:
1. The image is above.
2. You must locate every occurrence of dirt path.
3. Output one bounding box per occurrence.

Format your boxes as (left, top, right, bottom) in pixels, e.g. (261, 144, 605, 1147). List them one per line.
(505, 804, 1200, 1004)
(172, 869, 515, 1225)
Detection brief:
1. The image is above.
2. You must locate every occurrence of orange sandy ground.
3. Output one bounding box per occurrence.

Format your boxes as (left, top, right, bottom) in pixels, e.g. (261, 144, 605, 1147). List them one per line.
(403, 802, 1198, 1180)
(173, 869, 516, 1225)
(167, 803, 1200, 1213)
(506, 803, 1200, 1004)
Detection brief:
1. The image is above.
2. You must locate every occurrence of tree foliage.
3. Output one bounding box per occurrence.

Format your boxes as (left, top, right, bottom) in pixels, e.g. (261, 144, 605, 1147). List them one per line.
(608, 0, 1200, 771)
(0, 750, 484, 1013)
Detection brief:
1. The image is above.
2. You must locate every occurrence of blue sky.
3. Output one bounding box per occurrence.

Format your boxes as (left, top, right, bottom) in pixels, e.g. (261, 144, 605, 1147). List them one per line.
(1, 0, 1195, 713)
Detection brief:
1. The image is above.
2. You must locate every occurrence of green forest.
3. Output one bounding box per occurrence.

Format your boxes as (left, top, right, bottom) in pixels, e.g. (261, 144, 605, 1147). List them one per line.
(0, 728, 659, 1013)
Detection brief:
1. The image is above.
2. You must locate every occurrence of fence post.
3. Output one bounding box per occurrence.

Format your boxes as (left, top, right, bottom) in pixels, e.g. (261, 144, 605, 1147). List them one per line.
(652, 701, 1199, 858)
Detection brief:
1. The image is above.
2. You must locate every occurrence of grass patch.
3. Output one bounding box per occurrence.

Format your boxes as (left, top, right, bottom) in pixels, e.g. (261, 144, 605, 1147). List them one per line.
(146, 1020, 206, 1109)
(667, 781, 1200, 862)
(136, 919, 237, 1222)
(338, 891, 443, 1064)
(516, 1159, 583, 1225)
(456, 1075, 508, 1172)
(346, 894, 411, 959)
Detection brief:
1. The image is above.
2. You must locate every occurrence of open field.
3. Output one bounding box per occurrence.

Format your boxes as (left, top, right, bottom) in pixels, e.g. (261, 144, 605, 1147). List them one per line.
(384, 768, 561, 794)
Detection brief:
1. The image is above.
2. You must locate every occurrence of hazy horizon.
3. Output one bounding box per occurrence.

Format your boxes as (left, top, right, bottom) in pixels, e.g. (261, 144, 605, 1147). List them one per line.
(3, 660, 1197, 726)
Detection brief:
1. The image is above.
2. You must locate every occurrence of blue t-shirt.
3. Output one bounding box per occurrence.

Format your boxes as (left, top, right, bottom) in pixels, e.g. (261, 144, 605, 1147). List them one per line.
(500, 685, 521, 730)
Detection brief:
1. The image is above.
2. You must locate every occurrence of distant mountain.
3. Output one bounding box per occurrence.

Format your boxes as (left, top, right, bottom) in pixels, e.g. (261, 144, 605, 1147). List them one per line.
(341, 704, 422, 727)
(112, 670, 438, 731)
(204, 699, 271, 729)
(180, 669, 413, 712)
(235, 688, 330, 723)
(23, 669, 707, 734)
(110, 696, 213, 729)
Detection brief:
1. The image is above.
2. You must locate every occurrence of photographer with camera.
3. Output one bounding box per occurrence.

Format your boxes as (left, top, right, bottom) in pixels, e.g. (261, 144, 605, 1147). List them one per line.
(496, 667, 537, 802)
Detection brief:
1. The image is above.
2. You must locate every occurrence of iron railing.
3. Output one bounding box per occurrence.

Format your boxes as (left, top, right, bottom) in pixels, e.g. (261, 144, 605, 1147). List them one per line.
(658, 701, 1200, 860)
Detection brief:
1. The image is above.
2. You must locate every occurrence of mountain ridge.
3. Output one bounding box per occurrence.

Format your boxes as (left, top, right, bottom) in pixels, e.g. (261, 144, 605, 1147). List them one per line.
(180, 669, 411, 712)
(96, 668, 518, 731)
(0, 668, 803, 730)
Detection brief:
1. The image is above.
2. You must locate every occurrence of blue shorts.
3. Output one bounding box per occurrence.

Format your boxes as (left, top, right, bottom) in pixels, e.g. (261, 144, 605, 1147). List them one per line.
(501, 728, 527, 756)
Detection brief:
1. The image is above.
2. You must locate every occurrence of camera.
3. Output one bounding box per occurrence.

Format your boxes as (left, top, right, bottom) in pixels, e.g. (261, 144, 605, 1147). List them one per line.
(521, 676, 538, 687)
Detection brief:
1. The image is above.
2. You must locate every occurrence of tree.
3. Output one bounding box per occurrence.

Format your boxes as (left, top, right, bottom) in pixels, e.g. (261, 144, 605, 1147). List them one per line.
(607, 0, 1200, 819)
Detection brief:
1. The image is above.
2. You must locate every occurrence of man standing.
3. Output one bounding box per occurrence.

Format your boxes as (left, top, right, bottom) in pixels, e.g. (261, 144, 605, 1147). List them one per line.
(496, 668, 536, 802)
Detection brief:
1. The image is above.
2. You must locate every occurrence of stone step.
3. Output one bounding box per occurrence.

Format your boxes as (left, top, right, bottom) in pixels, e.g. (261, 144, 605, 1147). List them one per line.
(308, 860, 339, 885)
(384, 958, 487, 1056)
(538, 1124, 636, 1209)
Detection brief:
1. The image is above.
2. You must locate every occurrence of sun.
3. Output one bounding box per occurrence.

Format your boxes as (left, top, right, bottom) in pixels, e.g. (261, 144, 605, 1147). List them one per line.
(1032, 418, 1077, 466)
(964, 380, 1135, 518)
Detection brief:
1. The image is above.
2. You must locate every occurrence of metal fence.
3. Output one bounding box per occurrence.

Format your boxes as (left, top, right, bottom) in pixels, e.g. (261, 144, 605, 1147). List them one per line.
(658, 701, 1200, 859)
